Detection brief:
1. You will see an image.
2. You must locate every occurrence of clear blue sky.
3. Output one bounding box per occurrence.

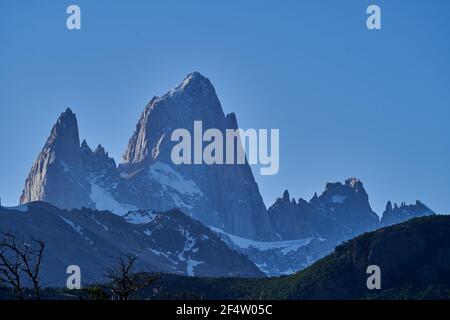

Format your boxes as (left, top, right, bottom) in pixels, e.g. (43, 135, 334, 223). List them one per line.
(1, 0, 449, 215)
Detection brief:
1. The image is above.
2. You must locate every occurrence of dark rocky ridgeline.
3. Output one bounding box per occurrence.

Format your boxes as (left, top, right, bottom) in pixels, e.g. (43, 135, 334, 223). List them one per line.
(381, 200, 435, 227)
(268, 178, 380, 242)
(263, 215, 450, 299)
(130, 215, 450, 300)
(261, 180, 436, 276)
(3, 215, 448, 300)
(0, 202, 263, 286)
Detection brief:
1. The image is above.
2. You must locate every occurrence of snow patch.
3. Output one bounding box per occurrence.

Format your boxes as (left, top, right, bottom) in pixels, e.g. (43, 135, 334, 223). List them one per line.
(209, 226, 314, 254)
(123, 210, 157, 224)
(90, 181, 137, 215)
(177, 226, 203, 276)
(60, 215, 83, 236)
(147, 162, 203, 198)
(170, 193, 193, 210)
(60, 161, 71, 173)
(1, 204, 29, 213)
(331, 195, 346, 204)
(59, 215, 94, 244)
(149, 248, 179, 265)
(91, 215, 109, 231)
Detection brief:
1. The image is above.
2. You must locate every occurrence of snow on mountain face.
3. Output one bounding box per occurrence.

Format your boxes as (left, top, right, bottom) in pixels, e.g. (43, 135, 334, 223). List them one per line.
(210, 226, 314, 252)
(119, 72, 274, 240)
(209, 226, 333, 276)
(148, 162, 203, 198)
(89, 181, 137, 215)
(19, 72, 273, 240)
(123, 210, 157, 224)
(15, 73, 439, 279)
(0, 202, 264, 285)
(146, 161, 204, 210)
(262, 179, 436, 275)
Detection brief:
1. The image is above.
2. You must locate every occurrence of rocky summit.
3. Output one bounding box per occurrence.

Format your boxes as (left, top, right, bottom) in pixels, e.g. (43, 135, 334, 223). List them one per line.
(268, 178, 380, 242)
(381, 200, 435, 227)
(20, 72, 273, 240)
(20, 108, 92, 209)
(16, 72, 436, 277)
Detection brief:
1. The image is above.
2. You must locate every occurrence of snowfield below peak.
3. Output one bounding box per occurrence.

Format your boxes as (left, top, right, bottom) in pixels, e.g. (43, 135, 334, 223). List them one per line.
(209, 226, 314, 254)
(123, 210, 157, 224)
(209, 226, 331, 276)
(0, 204, 29, 213)
(89, 180, 137, 215)
(147, 162, 204, 198)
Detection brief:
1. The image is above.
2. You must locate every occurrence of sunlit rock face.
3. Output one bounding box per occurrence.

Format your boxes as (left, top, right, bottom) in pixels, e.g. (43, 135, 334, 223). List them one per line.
(19, 73, 274, 240)
(20, 108, 92, 210)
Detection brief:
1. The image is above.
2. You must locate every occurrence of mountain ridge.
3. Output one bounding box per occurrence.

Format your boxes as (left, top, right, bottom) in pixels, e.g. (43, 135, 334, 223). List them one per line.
(19, 72, 274, 240)
(20, 215, 449, 300)
(14, 72, 437, 277)
(0, 201, 264, 285)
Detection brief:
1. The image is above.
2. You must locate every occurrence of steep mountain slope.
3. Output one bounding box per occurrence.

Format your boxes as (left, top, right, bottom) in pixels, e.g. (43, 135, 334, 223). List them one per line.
(209, 226, 334, 276)
(16, 72, 437, 278)
(381, 200, 435, 227)
(268, 179, 380, 242)
(128, 216, 450, 300)
(0, 202, 263, 286)
(20, 108, 92, 209)
(118, 72, 273, 240)
(19, 72, 273, 240)
(257, 215, 450, 299)
(250, 180, 435, 275)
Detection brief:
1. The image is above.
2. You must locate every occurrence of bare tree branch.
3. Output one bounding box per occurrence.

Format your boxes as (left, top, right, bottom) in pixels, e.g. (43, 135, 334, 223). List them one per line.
(0, 231, 46, 300)
(98, 253, 159, 300)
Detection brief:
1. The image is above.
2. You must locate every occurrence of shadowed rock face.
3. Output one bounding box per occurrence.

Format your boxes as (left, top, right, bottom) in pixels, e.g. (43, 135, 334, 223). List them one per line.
(268, 178, 380, 242)
(20, 108, 92, 209)
(263, 180, 435, 276)
(381, 200, 435, 227)
(285, 215, 450, 299)
(19, 73, 274, 240)
(0, 202, 264, 285)
(118, 72, 274, 240)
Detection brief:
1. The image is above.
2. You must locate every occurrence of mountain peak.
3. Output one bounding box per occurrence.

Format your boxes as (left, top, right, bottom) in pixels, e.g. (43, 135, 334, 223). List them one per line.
(225, 112, 238, 129)
(120, 73, 272, 240)
(63, 107, 74, 115)
(282, 190, 290, 201)
(57, 107, 76, 123)
(385, 200, 393, 212)
(381, 200, 435, 227)
(94, 144, 106, 155)
(168, 71, 214, 97)
(345, 177, 362, 189)
(81, 139, 91, 151)
(183, 71, 208, 85)
(43, 108, 81, 164)
(20, 109, 91, 208)
(122, 72, 224, 166)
